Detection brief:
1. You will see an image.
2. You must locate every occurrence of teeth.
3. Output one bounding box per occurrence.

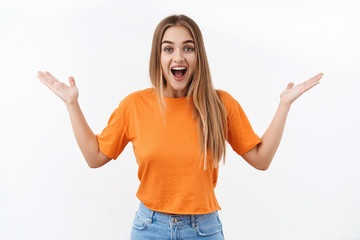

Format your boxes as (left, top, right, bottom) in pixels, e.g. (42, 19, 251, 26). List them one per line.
(171, 67, 186, 70)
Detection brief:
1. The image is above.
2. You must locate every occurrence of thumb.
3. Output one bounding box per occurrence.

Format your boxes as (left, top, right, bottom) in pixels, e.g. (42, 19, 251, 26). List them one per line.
(68, 76, 76, 87)
(286, 82, 294, 89)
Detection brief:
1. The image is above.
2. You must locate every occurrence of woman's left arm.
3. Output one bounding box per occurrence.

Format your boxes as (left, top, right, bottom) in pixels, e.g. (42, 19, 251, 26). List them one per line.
(241, 73, 324, 170)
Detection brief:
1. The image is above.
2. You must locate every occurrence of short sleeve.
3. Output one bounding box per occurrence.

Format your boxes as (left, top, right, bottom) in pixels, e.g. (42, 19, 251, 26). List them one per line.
(96, 98, 130, 160)
(217, 90, 261, 155)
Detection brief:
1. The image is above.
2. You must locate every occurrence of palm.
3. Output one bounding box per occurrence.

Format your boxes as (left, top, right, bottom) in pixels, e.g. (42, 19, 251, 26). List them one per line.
(37, 71, 79, 104)
(280, 73, 323, 105)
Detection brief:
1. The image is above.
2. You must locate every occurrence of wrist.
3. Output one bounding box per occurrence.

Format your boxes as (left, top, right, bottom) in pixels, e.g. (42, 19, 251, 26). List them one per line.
(66, 99, 79, 109)
(279, 99, 291, 112)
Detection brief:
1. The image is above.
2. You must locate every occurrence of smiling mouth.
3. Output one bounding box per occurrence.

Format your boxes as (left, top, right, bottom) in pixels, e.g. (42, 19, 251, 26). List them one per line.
(171, 67, 187, 79)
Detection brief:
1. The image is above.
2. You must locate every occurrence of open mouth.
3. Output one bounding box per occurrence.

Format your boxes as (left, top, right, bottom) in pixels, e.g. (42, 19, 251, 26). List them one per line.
(171, 67, 187, 79)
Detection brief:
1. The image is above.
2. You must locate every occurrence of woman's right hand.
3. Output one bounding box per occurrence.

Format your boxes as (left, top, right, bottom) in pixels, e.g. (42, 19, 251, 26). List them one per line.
(37, 71, 79, 105)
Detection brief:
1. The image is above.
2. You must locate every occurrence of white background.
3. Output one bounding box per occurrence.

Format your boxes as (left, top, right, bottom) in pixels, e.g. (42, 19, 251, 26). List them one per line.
(1, 0, 359, 239)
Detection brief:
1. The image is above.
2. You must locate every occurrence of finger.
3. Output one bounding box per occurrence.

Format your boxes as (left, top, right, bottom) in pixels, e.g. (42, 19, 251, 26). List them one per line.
(37, 71, 49, 79)
(310, 72, 324, 80)
(37, 72, 55, 85)
(37, 71, 48, 79)
(68, 76, 76, 87)
(306, 72, 324, 85)
(305, 74, 323, 86)
(302, 80, 320, 93)
(286, 82, 294, 89)
(38, 71, 65, 92)
(38, 75, 57, 91)
(37, 71, 56, 85)
(317, 72, 324, 78)
(45, 71, 59, 82)
(299, 73, 322, 91)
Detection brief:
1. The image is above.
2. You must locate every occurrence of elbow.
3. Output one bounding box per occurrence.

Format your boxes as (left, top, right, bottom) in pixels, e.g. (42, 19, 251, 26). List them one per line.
(86, 152, 111, 168)
(88, 161, 104, 168)
(256, 165, 269, 171)
(85, 158, 100, 168)
(88, 164, 99, 169)
(87, 162, 98, 168)
(87, 158, 108, 168)
(254, 158, 271, 171)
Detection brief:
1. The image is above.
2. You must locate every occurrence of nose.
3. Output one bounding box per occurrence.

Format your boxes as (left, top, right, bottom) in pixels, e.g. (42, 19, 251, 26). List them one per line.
(173, 49, 185, 62)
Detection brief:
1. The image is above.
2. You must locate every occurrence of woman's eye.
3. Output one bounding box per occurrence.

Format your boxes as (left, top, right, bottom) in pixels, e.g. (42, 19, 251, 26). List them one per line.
(184, 47, 194, 52)
(164, 47, 172, 53)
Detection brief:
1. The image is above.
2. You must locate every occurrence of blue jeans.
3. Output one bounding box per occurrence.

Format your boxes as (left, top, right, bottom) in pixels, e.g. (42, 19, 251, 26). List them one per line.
(130, 202, 225, 239)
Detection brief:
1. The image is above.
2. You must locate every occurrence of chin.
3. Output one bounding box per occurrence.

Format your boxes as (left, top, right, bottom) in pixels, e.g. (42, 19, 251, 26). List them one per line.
(164, 80, 190, 97)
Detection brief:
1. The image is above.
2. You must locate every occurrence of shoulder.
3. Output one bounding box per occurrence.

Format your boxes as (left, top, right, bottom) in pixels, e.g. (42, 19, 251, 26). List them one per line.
(215, 89, 247, 119)
(111, 88, 155, 116)
(216, 89, 233, 99)
(123, 88, 155, 100)
(118, 88, 156, 105)
(216, 89, 238, 107)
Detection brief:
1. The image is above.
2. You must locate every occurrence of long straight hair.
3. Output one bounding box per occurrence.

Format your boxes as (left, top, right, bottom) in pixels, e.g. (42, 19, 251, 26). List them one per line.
(149, 15, 228, 170)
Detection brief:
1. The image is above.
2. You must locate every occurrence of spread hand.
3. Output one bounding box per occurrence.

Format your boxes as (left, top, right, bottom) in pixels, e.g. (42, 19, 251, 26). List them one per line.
(280, 72, 323, 106)
(37, 71, 79, 105)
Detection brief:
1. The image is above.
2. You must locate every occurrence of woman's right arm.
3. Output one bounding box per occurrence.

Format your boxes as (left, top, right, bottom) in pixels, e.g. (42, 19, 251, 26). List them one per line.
(37, 71, 111, 168)
(65, 100, 111, 168)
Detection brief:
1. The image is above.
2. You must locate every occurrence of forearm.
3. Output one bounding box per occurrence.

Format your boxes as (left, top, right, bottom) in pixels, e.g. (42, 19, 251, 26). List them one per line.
(66, 100, 100, 167)
(242, 73, 322, 170)
(256, 101, 290, 169)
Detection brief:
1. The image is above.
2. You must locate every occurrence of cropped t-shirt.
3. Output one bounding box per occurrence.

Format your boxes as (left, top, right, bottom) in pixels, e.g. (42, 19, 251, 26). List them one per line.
(96, 88, 261, 214)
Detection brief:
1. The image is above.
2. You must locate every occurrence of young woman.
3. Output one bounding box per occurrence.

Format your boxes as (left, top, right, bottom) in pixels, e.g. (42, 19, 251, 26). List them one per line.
(37, 14, 323, 240)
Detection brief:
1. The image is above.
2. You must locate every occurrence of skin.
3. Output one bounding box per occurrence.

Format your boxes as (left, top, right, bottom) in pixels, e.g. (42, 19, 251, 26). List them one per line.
(37, 31, 324, 170)
(161, 26, 196, 98)
(37, 71, 111, 168)
(241, 73, 323, 170)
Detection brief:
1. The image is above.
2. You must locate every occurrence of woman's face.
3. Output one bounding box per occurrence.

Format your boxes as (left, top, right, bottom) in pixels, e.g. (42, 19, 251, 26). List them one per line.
(161, 25, 196, 98)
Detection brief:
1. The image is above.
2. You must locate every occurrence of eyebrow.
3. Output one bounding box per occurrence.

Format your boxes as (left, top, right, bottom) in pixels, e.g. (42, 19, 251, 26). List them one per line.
(161, 40, 195, 45)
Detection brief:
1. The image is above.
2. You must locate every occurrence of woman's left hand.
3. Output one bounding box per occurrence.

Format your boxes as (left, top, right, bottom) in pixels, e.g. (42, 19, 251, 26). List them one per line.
(280, 72, 324, 107)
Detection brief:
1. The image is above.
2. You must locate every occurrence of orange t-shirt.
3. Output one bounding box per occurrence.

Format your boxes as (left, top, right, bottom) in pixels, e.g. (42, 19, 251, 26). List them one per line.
(96, 88, 261, 214)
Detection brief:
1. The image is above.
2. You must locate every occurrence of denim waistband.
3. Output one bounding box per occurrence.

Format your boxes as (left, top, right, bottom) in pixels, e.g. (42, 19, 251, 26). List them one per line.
(136, 202, 219, 228)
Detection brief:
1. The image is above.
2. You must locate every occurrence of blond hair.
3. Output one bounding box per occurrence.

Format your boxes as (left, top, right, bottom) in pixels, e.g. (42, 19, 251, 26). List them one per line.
(149, 15, 228, 170)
